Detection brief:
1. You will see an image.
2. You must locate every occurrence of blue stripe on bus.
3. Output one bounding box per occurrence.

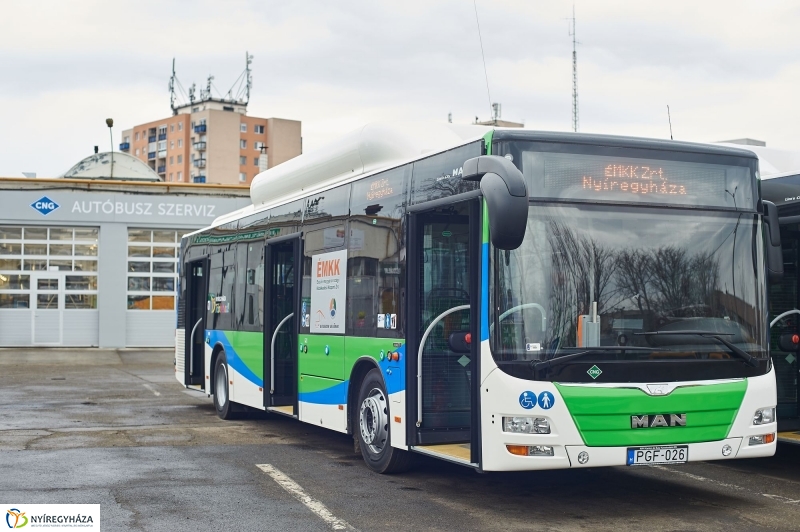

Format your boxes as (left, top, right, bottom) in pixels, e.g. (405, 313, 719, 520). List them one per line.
(299, 380, 349, 405)
(206, 330, 264, 388)
(481, 241, 489, 341)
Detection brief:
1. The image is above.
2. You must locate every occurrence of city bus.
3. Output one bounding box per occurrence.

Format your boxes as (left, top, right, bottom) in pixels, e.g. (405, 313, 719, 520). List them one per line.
(175, 123, 783, 473)
(754, 147, 800, 443)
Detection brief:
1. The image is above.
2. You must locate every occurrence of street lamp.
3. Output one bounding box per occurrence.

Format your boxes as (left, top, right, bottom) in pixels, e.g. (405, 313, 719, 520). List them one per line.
(106, 118, 114, 179)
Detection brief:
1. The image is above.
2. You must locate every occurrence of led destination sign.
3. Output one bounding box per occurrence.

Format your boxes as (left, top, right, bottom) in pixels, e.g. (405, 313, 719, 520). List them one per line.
(525, 150, 754, 208)
(366, 178, 394, 201)
(581, 164, 687, 196)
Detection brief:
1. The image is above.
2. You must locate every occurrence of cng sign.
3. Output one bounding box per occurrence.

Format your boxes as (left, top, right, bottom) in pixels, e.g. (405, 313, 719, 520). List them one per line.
(30, 196, 60, 216)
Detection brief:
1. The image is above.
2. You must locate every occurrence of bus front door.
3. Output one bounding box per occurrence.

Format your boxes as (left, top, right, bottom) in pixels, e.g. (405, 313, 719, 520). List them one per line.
(264, 236, 301, 416)
(409, 200, 480, 464)
(185, 259, 208, 387)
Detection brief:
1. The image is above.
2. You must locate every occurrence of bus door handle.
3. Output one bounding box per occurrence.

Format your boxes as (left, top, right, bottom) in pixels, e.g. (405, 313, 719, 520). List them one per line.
(417, 304, 471, 428)
(271, 313, 294, 394)
(770, 309, 800, 328)
(189, 318, 202, 375)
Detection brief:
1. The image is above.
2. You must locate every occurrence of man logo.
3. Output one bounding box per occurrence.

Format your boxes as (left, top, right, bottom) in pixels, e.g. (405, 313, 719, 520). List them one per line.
(30, 196, 60, 216)
(631, 414, 686, 428)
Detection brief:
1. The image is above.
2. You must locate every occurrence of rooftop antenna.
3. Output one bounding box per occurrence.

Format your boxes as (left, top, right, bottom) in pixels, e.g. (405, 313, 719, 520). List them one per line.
(245, 52, 253, 104)
(169, 59, 176, 113)
(168, 59, 191, 115)
(568, 5, 579, 132)
(667, 105, 674, 140)
(188, 83, 196, 105)
(447, 112, 452, 123)
(472, 0, 493, 123)
(223, 52, 254, 105)
(200, 74, 214, 100)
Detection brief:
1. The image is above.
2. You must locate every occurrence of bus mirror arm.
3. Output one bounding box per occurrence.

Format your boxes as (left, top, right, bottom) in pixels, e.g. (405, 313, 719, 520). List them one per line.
(463, 155, 529, 250)
(762, 200, 783, 280)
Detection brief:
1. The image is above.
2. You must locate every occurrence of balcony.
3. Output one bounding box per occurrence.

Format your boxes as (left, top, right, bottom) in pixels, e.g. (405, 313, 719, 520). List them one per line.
(193, 141, 206, 151)
(147, 152, 156, 160)
(157, 150, 167, 158)
(194, 124, 207, 133)
(193, 175, 206, 183)
(157, 165, 166, 174)
(119, 142, 130, 151)
(148, 135, 156, 143)
(193, 159, 207, 168)
(158, 133, 167, 141)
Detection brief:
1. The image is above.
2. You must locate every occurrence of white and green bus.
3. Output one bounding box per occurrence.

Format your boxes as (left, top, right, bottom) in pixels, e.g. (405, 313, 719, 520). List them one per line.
(175, 123, 782, 473)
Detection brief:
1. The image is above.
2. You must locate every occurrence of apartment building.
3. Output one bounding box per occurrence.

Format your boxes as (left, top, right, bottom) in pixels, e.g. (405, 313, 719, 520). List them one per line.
(119, 99, 301, 185)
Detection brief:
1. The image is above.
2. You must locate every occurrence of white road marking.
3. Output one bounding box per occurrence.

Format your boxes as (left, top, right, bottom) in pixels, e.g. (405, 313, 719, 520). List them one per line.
(650, 465, 744, 491)
(651, 465, 800, 503)
(142, 383, 161, 396)
(256, 463, 355, 531)
(763, 494, 800, 504)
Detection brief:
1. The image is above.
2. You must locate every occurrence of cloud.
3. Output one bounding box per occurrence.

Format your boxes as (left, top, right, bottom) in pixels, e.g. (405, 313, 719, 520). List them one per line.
(1, 0, 799, 176)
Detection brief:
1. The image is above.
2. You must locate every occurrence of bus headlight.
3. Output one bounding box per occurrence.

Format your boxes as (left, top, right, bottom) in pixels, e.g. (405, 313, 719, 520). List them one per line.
(503, 416, 550, 434)
(753, 407, 776, 425)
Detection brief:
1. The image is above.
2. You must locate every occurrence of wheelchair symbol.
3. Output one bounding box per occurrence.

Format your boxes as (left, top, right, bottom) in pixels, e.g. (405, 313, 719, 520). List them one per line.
(519, 391, 537, 410)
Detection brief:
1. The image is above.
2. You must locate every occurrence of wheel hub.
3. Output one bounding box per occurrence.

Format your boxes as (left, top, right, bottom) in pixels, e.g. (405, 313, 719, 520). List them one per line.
(359, 388, 388, 454)
(216, 364, 227, 407)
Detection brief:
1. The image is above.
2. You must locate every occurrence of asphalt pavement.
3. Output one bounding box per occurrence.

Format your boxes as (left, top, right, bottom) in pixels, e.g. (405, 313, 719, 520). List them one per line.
(3, 348, 800, 531)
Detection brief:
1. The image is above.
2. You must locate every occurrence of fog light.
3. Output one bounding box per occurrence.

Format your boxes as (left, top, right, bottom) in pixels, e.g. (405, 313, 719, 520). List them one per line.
(750, 433, 776, 446)
(722, 444, 732, 456)
(753, 407, 776, 425)
(505, 445, 554, 457)
(529, 445, 554, 456)
(577, 451, 589, 464)
(503, 416, 550, 434)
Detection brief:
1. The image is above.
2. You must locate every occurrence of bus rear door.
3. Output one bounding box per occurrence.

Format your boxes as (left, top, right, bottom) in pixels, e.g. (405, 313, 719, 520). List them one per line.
(264, 235, 301, 417)
(185, 258, 208, 387)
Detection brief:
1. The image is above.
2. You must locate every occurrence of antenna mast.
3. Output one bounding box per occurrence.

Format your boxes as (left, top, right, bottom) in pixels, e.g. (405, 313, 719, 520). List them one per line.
(569, 5, 579, 132)
(245, 52, 253, 105)
(169, 59, 177, 114)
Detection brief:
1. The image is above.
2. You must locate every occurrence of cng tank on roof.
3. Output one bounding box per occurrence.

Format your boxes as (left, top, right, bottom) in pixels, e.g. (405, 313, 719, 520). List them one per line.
(249, 122, 490, 208)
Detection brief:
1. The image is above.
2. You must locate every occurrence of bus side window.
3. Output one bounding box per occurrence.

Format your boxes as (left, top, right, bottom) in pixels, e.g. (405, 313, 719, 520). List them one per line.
(348, 166, 408, 339)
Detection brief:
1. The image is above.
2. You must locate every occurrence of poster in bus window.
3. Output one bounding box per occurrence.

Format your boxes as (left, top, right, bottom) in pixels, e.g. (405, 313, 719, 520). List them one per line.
(310, 249, 347, 334)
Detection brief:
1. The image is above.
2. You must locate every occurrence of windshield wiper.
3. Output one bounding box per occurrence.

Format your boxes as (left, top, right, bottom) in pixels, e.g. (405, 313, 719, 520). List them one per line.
(533, 346, 658, 371)
(636, 330, 759, 368)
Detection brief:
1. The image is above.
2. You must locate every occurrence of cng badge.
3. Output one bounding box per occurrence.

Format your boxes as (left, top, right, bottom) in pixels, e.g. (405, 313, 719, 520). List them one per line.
(30, 196, 60, 216)
(587, 365, 602, 379)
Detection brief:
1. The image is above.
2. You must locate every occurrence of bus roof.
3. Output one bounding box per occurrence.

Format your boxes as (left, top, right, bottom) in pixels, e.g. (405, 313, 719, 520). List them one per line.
(200, 124, 764, 234)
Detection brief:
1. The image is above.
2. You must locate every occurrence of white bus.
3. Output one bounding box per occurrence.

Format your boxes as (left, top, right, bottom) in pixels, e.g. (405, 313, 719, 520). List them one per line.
(175, 123, 781, 473)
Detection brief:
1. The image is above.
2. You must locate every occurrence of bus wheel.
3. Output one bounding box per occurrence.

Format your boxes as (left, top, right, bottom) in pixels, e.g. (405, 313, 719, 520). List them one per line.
(214, 351, 234, 420)
(356, 368, 412, 474)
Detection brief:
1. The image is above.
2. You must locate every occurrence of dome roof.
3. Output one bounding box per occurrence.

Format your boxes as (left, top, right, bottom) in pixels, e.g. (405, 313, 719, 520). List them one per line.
(61, 151, 162, 181)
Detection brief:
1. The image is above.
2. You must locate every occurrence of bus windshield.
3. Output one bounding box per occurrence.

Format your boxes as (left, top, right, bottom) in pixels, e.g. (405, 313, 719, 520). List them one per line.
(490, 203, 768, 380)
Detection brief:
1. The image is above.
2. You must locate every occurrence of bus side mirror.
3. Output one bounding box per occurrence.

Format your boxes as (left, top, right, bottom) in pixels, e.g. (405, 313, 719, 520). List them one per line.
(762, 200, 783, 281)
(463, 155, 528, 250)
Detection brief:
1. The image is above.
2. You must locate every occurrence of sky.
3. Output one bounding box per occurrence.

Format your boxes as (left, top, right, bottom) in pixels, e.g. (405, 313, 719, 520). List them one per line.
(1, 0, 799, 177)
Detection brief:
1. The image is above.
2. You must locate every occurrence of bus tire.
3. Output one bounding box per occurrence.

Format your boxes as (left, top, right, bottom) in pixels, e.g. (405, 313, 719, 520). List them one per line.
(214, 351, 234, 420)
(356, 368, 412, 474)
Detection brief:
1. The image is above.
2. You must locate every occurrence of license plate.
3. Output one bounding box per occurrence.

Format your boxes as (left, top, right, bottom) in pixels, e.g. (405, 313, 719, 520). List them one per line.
(627, 445, 688, 466)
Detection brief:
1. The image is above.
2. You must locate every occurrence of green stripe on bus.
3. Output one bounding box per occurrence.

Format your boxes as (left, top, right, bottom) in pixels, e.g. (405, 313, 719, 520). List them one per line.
(483, 129, 494, 155)
(225, 330, 264, 380)
(299, 374, 342, 393)
(555, 380, 747, 447)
